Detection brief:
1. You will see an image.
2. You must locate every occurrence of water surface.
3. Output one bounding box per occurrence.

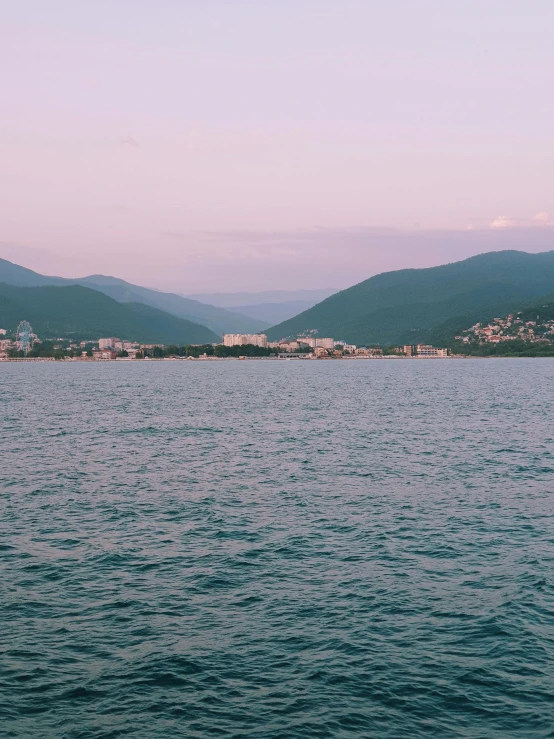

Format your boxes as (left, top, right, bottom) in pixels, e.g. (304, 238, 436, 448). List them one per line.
(1, 360, 554, 738)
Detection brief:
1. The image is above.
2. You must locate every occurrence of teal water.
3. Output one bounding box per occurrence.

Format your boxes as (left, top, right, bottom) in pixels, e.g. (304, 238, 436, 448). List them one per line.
(1, 360, 554, 738)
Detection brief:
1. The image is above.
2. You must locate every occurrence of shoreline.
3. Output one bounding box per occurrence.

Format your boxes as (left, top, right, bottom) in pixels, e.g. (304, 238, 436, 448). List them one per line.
(1, 355, 549, 363)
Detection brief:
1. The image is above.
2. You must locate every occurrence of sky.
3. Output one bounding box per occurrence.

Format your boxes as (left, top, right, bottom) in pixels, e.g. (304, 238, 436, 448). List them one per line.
(1, 0, 553, 292)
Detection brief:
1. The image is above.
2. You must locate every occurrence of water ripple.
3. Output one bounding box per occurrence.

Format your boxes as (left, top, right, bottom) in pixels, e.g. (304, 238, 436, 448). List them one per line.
(2, 359, 554, 738)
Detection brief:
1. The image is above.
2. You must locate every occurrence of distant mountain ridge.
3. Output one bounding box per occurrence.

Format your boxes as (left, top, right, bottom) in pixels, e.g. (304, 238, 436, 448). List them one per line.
(222, 300, 324, 325)
(0, 284, 219, 344)
(0, 259, 269, 335)
(266, 250, 554, 346)
(187, 288, 338, 307)
(8, 251, 554, 348)
(187, 288, 339, 327)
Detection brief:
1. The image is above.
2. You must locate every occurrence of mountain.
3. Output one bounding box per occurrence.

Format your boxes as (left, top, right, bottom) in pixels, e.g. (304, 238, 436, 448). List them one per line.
(76, 276, 270, 334)
(0, 284, 218, 344)
(265, 251, 554, 346)
(424, 297, 554, 357)
(187, 288, 338, 307)
(224, 300, 324, 325)
(0, 259, 268, 335)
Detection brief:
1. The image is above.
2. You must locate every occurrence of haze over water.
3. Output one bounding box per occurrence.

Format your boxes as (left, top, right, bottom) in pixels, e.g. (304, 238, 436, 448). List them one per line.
(2, 360, 554, 738)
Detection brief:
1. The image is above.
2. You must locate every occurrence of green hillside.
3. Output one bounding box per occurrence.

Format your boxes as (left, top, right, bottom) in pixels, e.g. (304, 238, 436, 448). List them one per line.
(0, 284, 219, 344)
(429, 296, 554, 357)
(0, 259, 269, 335)
(266, 251, 554, 345)
(77, 276, 270, 334)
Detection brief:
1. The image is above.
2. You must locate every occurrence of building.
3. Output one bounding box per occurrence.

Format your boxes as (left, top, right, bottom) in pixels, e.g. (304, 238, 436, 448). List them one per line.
(222, 334, 268, 347)
(417, 345, 448, 357)
(296, 337, 335, 348)
(315, 337, 335, 349)
(335, 341, 357, 352)
(93, 349, 117, 360)
(355, 347, 383, 356)
(98, 337, 121, 350)
(278, 341, 300, 352)
(404, 344, 448, 358)
(0, 338, 13, 359)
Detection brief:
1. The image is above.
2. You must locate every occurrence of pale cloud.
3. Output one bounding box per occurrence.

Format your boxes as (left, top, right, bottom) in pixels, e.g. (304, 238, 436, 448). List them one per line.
(490, 212, 553, 229)
(490, 215, 518, 229)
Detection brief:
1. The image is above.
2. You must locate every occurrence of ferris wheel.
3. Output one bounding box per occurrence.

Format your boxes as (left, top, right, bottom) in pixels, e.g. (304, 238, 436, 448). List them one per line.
(16, 320, 33, 355)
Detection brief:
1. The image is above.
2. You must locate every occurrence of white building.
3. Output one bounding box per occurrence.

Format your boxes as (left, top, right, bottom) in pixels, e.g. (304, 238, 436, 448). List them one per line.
(279, 341, 300, 352)
(222, 333, 268, 348)
(315, 337, 335, 349)
(418, 345, 448, 357)
(93, 349, 116, 360)
(297, 336, 334, 349)
(335, 341, 357, 352)
(98, 337, 121, 350)
(404, 344, 448, 358)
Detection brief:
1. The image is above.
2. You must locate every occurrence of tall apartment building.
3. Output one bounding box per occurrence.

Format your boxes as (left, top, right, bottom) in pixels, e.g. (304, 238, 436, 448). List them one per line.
(278, 341, 300, 352)
(98, 337, 121, 350)
(222, 333, 268, 348)
(315, 337, 335, 349)
(297, 336, 336, 349)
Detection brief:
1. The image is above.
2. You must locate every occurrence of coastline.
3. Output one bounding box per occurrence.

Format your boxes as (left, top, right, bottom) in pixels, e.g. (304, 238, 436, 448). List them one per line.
(0, 354, 540, 363)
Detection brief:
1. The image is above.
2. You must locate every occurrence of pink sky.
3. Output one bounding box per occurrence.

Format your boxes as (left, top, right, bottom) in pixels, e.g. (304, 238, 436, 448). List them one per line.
(1, 1, 553, 291)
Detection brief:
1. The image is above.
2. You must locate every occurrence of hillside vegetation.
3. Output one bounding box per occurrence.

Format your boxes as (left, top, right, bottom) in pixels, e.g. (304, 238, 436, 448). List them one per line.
(444, 297, 554, 357)
(266, 251, 554, 345)
(0, 284, 219, 344)
(0, 259, 268, 335)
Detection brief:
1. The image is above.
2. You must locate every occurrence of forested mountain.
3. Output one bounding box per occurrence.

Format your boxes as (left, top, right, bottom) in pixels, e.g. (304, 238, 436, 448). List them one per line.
(0, 284, 218, 344)
(266, 251, 554, 345)
(0, 259, 268, 335)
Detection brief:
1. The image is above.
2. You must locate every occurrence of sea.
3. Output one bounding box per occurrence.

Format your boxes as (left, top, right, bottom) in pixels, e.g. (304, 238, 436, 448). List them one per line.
(1, 359, 554, 738)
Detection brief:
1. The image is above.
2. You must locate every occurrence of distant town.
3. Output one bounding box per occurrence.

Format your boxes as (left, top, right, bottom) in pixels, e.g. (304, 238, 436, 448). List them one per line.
(457, 312, 554, 345)
(0, 321, 450, 361)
